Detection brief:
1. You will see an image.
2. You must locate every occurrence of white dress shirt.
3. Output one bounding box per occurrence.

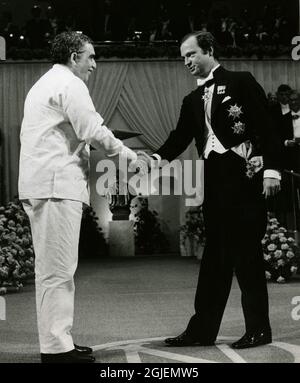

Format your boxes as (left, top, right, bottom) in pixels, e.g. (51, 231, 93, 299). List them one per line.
(19, 64, 137, 205)
(292, 111, 300, 138)
(280, 103, 290, 115)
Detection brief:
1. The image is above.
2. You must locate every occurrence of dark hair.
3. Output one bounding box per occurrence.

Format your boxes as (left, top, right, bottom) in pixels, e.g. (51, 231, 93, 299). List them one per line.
(50, 31, 93, 64)
(277, 84, 292, 93)
(289, 90, 300, 99)
(180, 31, 220, 59)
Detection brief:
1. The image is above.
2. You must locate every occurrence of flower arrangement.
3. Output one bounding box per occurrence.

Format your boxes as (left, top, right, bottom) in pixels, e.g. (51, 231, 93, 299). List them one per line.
(0, 200, 35, 295)
(131, 196, 169, 254)
(180, 206, 206, 259)
(262, 216, 300, 283)
(180, 206, 206, 246)
(79, 205, 108, 258)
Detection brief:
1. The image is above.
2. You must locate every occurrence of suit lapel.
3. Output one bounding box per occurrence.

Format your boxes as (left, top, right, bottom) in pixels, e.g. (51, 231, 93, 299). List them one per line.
(211, 66, 228, 118)
(192, 86, 205, 127)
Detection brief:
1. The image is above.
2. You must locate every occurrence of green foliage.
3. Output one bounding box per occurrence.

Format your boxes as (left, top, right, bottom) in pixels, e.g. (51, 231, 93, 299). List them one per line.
(131, 197, 169, 255)
(79, 206, 108, 258)
(0, 199, 34, 294)
(180, 206, 206, 246)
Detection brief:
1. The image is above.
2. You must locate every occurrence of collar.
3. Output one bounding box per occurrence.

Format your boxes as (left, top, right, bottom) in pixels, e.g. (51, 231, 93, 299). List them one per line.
(53, 63, 75, 75)
(196, 64, 220, 87)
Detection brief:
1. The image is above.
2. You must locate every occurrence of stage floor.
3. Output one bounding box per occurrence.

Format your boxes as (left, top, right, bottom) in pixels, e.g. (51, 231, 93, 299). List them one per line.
(0, 256, 299, 363)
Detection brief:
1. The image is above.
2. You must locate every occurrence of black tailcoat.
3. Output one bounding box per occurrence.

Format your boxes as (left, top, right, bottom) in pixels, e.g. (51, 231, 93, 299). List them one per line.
(156, 66, 282, 340)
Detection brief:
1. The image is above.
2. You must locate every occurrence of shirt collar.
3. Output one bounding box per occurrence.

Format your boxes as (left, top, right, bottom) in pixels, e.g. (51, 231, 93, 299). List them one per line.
(53, 63, 75, 75)
(197, 64, 220, 87)
(291, 110, 300, 116)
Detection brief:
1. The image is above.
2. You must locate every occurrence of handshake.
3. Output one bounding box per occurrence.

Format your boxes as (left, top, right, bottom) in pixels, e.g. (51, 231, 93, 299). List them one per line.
(129, 151, 159, 176)
(285, 138, 300, 147)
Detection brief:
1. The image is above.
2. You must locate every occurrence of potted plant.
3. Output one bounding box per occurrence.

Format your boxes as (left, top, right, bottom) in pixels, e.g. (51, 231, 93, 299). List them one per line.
(262, 215, 300, 283)
(180, 206, 206, 260)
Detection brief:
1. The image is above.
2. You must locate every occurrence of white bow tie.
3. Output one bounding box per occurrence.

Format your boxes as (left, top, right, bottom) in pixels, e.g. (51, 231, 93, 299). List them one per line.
(197, 73, 214, 87)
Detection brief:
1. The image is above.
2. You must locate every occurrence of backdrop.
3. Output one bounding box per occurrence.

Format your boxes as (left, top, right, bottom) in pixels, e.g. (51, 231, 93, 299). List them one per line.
(1, 58, 299, 243)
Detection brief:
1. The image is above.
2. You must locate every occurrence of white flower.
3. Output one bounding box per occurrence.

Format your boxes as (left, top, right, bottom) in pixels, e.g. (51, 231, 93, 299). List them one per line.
(276, 276, 286, 283)
(277, 259, 285, 266)
(281, 244, 289, 250)
(278, 233, 285, 237)
(286, 251, 295, 259)
(265, 271, 272, 280)
(291, 266, 298, 273)
(279, 227, 287, 233)
(267, 244, 277, 251)
(270, 234, 278, 241)
(287, 237, 295, 243)
(264, 253, 271, 261)
(274, 250, 283, 258)
(279, 237, 287, 243)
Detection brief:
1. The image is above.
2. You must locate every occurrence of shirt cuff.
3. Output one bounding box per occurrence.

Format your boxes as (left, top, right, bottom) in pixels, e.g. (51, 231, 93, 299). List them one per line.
(151, 153, 161, 165)
(264, 169, 281, 180)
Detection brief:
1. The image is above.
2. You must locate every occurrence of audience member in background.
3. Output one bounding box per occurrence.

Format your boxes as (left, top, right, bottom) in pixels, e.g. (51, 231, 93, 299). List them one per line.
(24, 5, 52, 49)
(273, 91, 300, 227)
(0, 10, 21, 48)
(275, 84, 292, 116)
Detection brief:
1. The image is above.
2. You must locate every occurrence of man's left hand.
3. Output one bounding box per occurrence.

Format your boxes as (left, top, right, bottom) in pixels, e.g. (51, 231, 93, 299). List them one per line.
(263, 178, 281, 198)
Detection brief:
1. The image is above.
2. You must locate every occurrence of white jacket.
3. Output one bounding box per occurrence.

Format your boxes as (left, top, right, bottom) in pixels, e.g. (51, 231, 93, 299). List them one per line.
(19, 64, 137, 205)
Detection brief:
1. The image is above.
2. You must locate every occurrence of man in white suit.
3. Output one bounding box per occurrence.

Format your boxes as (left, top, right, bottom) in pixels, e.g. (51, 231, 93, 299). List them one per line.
(18, 31, 142, 363)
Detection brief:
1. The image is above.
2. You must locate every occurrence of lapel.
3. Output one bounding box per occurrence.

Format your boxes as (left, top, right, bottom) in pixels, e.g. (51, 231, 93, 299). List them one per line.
(191, 86, 205, 128)
(286, 112, 295, 139)
(211, 66, 229, 118)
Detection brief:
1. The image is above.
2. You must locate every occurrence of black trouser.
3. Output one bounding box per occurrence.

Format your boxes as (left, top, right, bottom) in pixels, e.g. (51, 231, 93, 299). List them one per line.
(186, 151, 270, 341)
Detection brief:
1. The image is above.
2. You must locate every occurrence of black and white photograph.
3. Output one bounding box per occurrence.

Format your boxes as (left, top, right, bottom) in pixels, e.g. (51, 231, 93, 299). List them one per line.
(0, 0, 300, 372)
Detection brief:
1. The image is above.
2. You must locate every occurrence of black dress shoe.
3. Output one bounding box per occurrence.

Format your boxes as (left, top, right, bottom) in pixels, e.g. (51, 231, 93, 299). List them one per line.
(41, 349, 96, 363)
(74, 344, 93, 354)
(231, 330, 272, 349)
(165, 331, 214, 347)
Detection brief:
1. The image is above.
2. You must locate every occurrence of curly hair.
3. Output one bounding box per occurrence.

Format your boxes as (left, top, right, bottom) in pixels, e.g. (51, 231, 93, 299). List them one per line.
(180, 31, 220, 60)
(50, 31, 93, 64)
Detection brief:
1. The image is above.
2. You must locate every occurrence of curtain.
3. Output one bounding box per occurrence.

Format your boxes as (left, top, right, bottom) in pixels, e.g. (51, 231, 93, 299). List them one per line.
(118, 61, 195, 149)
(88, 61, 129, 124)
(0, 62, 51, 202)
(1, 58, 300, 204)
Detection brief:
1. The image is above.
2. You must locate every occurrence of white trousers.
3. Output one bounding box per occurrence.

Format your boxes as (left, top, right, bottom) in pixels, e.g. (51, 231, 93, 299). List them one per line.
(22, 198, 83, 354)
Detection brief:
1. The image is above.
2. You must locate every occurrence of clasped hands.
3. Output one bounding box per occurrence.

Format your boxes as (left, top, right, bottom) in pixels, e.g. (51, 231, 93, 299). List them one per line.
(129, 151, 158, 176)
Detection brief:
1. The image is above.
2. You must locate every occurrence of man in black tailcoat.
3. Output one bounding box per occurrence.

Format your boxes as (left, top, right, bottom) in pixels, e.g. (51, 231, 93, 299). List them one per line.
(139, 31, 282, 349)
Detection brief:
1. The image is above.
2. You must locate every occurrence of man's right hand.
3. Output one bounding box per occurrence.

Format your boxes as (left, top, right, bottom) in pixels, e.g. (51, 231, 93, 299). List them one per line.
(285, 139, 296, 147)
(136, 151, 158, 171)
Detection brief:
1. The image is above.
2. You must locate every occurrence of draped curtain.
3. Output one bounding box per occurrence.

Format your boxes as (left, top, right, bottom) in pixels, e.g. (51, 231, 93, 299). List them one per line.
(118, 61, 195, 149)
(1, 58, 300, 205)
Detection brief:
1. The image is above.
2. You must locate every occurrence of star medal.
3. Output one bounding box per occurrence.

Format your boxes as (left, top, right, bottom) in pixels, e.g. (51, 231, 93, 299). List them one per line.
(228, 104, 243, 119)
(202, 87, 211, 102)
(231, 121, 245, 134)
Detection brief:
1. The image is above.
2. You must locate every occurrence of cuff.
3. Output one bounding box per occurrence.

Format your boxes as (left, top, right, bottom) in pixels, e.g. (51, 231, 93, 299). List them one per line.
(151, 153, 161, 165)
(264, 169, 281, 180)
